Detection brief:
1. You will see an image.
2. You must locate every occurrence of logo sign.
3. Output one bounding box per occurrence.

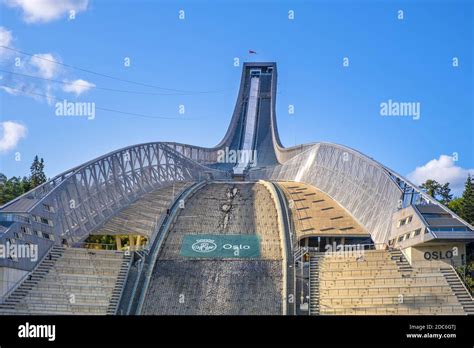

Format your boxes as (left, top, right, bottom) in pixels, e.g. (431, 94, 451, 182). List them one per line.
(191, 239, 217, 253)
(180, 234, 260, 259)
(424, 250, 454, 261)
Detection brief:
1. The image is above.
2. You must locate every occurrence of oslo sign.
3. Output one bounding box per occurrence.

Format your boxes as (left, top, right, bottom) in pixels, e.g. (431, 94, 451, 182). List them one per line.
(180, 234, 261, 258)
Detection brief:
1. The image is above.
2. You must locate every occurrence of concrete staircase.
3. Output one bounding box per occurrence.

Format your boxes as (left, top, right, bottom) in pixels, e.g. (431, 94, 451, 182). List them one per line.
(311, 249, 468, 315)
(0, 246, 130, 315)
(309, 254, 320, 315)
(389, 249, 413, 274)
(440, 267, 474, 315)
(107, 252, 132, 315)
(0, 245, 64, 311)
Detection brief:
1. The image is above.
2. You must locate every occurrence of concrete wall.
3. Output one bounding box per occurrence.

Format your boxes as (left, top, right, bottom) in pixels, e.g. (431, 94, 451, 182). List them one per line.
(406, 243, 467, 267)
(0, 267, 28, 297)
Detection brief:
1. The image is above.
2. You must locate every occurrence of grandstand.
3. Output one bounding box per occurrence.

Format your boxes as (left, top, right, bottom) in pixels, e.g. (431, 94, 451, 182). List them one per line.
(0, 62, 473, 315)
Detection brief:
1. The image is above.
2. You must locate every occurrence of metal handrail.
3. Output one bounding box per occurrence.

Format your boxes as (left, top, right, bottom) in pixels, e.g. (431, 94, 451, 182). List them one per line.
(134, 181, 206, 314)
(128, 181, 204, 314)
(449, 265, 473, 299)
(74, 242, 116, 250)
(110, 251, 133, 315)
(0, 243, 54, 304)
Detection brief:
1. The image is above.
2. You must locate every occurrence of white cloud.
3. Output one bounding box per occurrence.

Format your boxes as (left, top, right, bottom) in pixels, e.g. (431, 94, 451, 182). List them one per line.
(0, 26, 13, 48)
(408, 155, 474, 195)
(62, 78, 95, 95)
(0, 121, 27, 153)
(5, 0, 89, 23)
(0, 26, 14, 60)
(0, 53, 61, 105)
(29, 53, 60, 79)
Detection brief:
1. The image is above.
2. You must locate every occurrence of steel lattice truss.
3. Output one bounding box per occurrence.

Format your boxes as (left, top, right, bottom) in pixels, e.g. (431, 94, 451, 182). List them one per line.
(1, 62, 472, 272)
(249, 142, 474, 245)
(0, 142, 229, 270)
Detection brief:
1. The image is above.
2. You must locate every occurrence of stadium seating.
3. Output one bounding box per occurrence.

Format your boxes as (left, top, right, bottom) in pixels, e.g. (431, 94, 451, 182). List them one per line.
(278, 182, 368, 240)
(310, 250, 468, 315)
(92, 181, 191, 240)
(0, 246, 130, 315)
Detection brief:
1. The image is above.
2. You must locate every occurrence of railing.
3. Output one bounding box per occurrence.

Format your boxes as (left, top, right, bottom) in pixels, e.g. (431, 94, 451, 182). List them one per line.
(293, 246, 308, 262)
(321, 284, 454, 295)
(321, 294, 459, 305)
(126, 181, 205, 314)
(0, 243, 54, 304)
(320, 305, 464, 315)
(320, 276, 447, 287)
(73, 242, 116, 250)
(110, 251, 133, 315)
(0, 142, 230, 276)
(449, 265, 474, 299)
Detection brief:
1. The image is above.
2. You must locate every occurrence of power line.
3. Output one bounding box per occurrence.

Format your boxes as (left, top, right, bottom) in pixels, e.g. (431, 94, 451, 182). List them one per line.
(0, 45, 226, 94)
(1, 84, 200, 121)
(0, 69, 221, 96)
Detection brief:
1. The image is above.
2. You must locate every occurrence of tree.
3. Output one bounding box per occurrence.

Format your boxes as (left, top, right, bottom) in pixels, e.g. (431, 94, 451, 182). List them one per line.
(0, 156, 47, 205)
(0, 176, 22, 205)
(20, 176, 31, 193)
(30, 155, 46, 188)
(420, 179, 441, 198)
(461, 174, 474, 224)
(448, 197, 463, 217)
(438, 182, 453, 205)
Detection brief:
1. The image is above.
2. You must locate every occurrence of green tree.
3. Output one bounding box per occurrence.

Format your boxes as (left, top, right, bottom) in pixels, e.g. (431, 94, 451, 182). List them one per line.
(420, 179, 441, 198)
(448, 197, 463, 217)
(20, 176, 31, 193)
(0, 156, 47, 205)
(438, 182, 453, 205)
(30, 155, 46, 188)
(461, 174, 474, 224)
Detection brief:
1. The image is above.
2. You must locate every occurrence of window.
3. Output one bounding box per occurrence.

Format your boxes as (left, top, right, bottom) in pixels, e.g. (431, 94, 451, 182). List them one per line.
(431, 227, 468, 232)
(398, 215, 413, 227)
(43, 204, 55, 213)
(414, 229, 421, 237)
(421, 213, 444, 218)
(33, 215, 53, 226)
(397, 235, 404, 242)
(34, 230, 42, 238)
(20, 226, 32, 235)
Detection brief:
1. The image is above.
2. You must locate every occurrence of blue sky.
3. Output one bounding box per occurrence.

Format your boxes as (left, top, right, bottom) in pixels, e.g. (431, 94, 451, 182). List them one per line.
(0, 0, 473, 194)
